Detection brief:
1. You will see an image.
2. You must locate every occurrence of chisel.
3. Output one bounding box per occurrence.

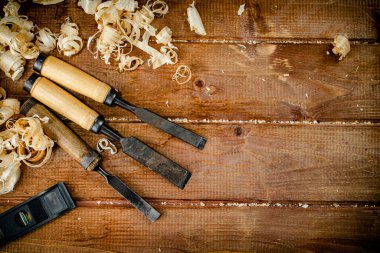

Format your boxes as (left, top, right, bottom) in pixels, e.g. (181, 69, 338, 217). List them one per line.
(24, 74, 191, 189)
(33, 53, 207, 149)
(20, 98, 161, 222)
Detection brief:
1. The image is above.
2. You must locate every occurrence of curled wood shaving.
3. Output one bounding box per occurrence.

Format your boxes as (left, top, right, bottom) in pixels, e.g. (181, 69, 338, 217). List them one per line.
(172, 65, 191, 84)
(78, 0, 102, 15)
(86, 0, 177, 71)
(36, 27, 57, 53)
(0, 88, 54, 195)
(115, 0, 138, 12)
(145, 0, 169, 17)
(0, 50, 25, 81)
(187, 1, 206, 36)
(96, 138, 117, 155)
(0, 98, 20, 125)
(57, 17, 83, 56)
(0, 15, 35, 33)
(133, 6, 155, 28)
(332, 35, 350, 61)
(32, 0, 64, 5)
(118, 55, 143, 71)
(3, 0, 20, 17)
(0, 151, 21, 195)
(237, 3, 245, 16)
(155, 26, 176, 48)
(10, 33, 39, 59)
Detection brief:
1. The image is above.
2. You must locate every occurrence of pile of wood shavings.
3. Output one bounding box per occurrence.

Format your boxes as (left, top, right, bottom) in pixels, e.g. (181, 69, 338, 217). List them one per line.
(83, 0, 178, 71)
(0, 87, 54, 195)
(0, 0, 82, 81)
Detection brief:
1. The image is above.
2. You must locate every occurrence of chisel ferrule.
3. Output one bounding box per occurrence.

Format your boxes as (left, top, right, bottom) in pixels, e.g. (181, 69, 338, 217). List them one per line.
(103, 88, 118, 106)
(89, 116, 105, 134)
(33, 53, 48, 73)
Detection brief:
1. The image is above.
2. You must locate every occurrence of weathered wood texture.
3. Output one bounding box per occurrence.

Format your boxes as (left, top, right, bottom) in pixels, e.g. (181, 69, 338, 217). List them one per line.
(3, 43, 380, 122)
(0, 123, 378, 203)
(1, 206, 379, 253)
(0, 0, 379, 252)
(14, 0, 380, 41)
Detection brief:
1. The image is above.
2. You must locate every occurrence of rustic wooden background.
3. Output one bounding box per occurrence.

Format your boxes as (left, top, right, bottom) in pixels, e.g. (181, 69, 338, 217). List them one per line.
(0, 0, 379, 252)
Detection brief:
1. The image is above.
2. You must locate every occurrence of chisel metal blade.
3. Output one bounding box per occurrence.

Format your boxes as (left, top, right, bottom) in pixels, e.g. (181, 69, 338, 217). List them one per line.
(134, 107, 207, 149)
(114, 98, 207, 149)
(95, 166, 160, 222)
(121, 137, 192, 189)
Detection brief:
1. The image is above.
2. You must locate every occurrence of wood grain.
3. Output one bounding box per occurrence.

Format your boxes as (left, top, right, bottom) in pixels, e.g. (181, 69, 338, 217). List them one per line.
(3, 43, 380, 122)
(39, 55, 111, 104)
(0, 123, 378, 203)
(30, 77, 100, 131)
(0, 1, 379, 252)
(1, 206, 379, 253)
(22, 100, 101, 171)
(17, 0, 380, 41)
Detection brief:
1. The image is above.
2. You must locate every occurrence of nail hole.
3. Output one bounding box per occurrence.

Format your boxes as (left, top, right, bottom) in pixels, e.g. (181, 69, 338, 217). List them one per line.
(195, 79, 204, 88)
(234, 126, 242, 136)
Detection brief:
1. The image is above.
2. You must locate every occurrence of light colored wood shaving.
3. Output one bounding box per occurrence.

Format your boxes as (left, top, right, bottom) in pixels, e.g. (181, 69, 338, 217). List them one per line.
(172, 65, 192, 85)
(96, 138, 117, 155)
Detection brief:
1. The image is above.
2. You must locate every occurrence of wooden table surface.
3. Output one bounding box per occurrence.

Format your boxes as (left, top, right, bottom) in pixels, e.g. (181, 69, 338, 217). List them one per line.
(1, 0, 379, 252)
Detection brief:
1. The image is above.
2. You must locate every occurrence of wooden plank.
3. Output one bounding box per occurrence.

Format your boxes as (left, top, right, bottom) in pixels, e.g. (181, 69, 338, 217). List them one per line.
(0, 123, 378, 202)
(17, 0, 380, 41)
(1, 206, 379, 252)
(3, 43, 380, 122)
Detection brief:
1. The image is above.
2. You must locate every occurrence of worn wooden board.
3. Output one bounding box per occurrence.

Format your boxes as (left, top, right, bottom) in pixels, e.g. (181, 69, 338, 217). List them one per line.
(0, 0, 379, 252)
(0, 123, 378, 203)
(17, 0, 380, 41)
(1, 206, 379, 253)
(3, 43, 380, 122)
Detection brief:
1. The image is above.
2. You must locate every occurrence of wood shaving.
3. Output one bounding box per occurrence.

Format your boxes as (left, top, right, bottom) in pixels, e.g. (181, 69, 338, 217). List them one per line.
(10, 33, 39, 59)
(332, 35, 350, 60)
(115, 0, 138, 12)
(155, 26, 176, 48)
(0, 50, 25, 81)
(85, 0, 177, 71)
(237, 3, 245, 16)
(0, 88, 54, 195)
(0, 0, 67, 81)
(96, 138, 117, 155)
(187, 1, 206, 36)
(36, 27, 57, 53)
(57, 17, 83, 56)
(172, 65, 191, 84)
(32, 0, 64, 5)
(145, 0, 169, 17)
(3, 0, 20, 17)
(78, 0, 102, 15)
(118, 55, 143, 71)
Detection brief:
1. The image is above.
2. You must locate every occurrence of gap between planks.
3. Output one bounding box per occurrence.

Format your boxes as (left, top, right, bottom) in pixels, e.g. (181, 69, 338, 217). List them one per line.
(173, 38, 380, 45)
(0, 198, 378, 209)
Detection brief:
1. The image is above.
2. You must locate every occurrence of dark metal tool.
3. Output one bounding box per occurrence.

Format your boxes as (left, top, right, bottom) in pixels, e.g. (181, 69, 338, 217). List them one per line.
(33, 53, 207, 149)
(20, 98, 160, 222)
(24, 74, 191, 189)
(0, 182, 75, 245)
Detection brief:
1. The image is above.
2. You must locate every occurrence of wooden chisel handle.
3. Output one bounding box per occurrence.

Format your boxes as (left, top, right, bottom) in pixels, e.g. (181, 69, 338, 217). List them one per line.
(20, 98, 101, 171)
(24, 74, 101, 132)
(34, 54, 113, 104)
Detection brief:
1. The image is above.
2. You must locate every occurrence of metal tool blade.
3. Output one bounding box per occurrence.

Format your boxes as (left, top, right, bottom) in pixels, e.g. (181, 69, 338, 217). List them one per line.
(114, 98, 207, 149)
(121, 137, 192, 189)
(95, 166, 160, 222)
(135, 107, 207, 149)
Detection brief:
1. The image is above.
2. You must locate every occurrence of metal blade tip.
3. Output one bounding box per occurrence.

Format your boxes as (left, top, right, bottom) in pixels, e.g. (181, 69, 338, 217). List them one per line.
(196, 137, 207, 150)
(147, 208, 161, 222)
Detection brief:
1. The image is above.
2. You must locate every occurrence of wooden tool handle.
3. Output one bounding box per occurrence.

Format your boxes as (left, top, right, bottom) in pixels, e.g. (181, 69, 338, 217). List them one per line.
(38, 55, 111, 103)
(29, 76, 100, 131)
(20, 99, 101, 171)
